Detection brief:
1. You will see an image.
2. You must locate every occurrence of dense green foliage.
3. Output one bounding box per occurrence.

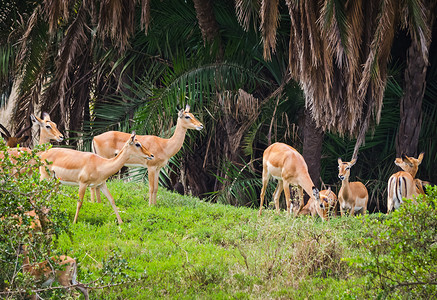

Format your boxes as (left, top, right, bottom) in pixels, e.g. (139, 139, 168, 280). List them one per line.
(351, 185, 437, 299)
(0, 140, 71, 298)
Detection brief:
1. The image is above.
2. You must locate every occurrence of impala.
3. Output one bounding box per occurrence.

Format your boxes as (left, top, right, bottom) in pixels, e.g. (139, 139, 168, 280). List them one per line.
(0, 113, 63, 172)
(0, 121, 32, 147)
(337, 158, 368, 216)
(387, 153, 425, 213)
(19, 210, 89, 300)
(23, 255, 89, 300)
(91, 105, 203, 205)
(258, 142, 323, 218)
(39, 132, 154, 224)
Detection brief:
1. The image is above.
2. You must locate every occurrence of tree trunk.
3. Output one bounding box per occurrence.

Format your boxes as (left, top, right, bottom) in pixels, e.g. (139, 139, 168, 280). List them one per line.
(302, 108, 324, 189)
(396, 6, 434, 157)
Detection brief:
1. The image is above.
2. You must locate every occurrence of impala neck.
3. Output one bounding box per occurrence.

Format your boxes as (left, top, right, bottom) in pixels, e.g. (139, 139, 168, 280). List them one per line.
(101, 143, 131, 178)
(340, 175, 352, 196)
(166, 118, 188, 157)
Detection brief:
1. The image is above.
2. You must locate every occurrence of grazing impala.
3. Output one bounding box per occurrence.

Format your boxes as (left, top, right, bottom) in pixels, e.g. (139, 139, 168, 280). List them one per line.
(300, 188, 338, 219)
(91, 105, 203, 205)
(258, 142, 323, 218)
(387, 153, 425, 213)
(40, 132, 154, 224)
(337, 158, 368, 216)
(0, 121, 32, 147)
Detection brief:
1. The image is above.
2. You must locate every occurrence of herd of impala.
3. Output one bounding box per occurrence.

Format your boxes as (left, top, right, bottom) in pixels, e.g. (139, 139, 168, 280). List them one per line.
(0, 105, 428, 298)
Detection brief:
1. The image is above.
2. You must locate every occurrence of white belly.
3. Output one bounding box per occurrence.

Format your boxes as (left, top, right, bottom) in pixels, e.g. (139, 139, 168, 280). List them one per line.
(266, 161, 282, 180)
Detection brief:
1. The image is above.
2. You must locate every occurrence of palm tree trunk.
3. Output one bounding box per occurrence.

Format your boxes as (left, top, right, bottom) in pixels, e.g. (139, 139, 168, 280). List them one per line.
(302, 108, 323, 189)
(396, 9, 435, 157)
(192, 0, 223, 58)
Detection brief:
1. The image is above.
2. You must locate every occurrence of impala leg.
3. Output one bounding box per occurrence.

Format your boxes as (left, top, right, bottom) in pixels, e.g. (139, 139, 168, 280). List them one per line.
(73, 183, 87, 224)
(90, 187, 101, 203)
(259, 168, 270, 216)
(273, 180, 284, 214)
(282, 180, 291, 216)
(148, 167, 160, 206)
(99, 182, 123, 224)
(297, 186, 304, 213)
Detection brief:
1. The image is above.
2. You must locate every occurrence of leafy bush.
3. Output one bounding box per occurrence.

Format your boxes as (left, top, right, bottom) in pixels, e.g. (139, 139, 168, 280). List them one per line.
(0, 140, 71, 298)
(350, 185, 437, 298)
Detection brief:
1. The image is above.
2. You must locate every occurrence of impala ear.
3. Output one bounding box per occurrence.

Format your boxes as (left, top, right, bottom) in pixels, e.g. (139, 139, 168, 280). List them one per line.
(418, 152, 424, 164)
(401, 154, 413, 166)
(350, 158, 357, 166)
(178, 108, 185, 118)
(129, 131, 136, 144)
(185, 104, 190, 112)
(42, 112, 51, 121)
(337, 158, 342, 165)
(31, 114, 42, 124)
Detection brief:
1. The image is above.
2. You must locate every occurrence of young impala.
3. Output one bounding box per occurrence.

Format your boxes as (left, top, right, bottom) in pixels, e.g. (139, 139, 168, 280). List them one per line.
(40, 132, 154, 224)
(91, 105, 203, 205)
(258, 142, 323, 219)
(387, 152, 425, 213)
(300, 187, 338, 219)
(337, 158, 368, 216)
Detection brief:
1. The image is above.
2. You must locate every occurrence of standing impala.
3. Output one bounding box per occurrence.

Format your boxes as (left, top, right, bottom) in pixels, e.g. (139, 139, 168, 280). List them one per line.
(337, 158, 368, 216)
(0, 112, 63, 166)
(40, 132, 154, 224)
(258, 142, 323, 218)
(387, 152, 424, 213)
(91, 105, 203, 205)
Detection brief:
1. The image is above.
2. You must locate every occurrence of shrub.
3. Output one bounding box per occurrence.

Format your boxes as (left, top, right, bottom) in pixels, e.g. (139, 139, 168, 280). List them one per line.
(0, 140, 70, 298)
(350, 185, 437, 298)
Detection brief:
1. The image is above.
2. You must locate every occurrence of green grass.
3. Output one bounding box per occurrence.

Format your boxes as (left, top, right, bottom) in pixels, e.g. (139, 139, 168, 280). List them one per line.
(54, 180, 372, 299)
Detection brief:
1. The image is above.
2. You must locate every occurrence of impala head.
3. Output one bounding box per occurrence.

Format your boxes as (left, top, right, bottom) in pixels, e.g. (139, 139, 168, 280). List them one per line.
(395, 152, 424, 177)
(319, 187, 337, 210)
(338, 158, 356, 181)
(31, 112, 64, 143)
(0, 120, 32, 147)
(126, 131, 154, 160)
(178, 104, 204, 131)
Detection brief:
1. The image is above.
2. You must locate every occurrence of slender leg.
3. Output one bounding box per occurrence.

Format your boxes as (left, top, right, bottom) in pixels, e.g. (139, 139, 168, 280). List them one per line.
(148, 167, 160, 206)
(282, 180, 291, 216)
(99, 182, 123, 224)
(90, 187, 101, 203)
(73, 183, 87, 224)
(274, 180, 284, 213)
(258, 167, 270, 216)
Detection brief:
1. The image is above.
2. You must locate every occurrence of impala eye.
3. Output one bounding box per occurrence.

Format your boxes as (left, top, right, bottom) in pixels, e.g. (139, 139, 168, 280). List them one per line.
(46, 125, 51, 129)
(135, 143, 141, 147)
(185, 116, 191, 119)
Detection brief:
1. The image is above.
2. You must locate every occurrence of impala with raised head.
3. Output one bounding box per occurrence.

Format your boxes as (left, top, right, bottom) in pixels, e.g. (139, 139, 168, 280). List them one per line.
(337, 158, 368, 216)
(0, 113, 64, 172)
(91, 105, 203, 205)
(40, 132, 154, 224)
(0, 121, 32, 147)
(30, 112, 64, 145)
(258, 142, 323, 218)
(387, 152, 425, 213)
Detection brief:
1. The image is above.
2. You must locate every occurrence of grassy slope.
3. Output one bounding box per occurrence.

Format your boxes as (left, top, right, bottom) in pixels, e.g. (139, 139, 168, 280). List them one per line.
(55, 180, 371, 299)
